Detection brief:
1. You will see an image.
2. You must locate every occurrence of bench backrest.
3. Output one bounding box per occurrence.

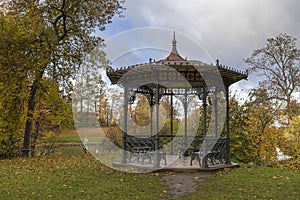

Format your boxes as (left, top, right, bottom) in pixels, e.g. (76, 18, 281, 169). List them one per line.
(191, 137, 227, 153)
(126, 136, 156, 151)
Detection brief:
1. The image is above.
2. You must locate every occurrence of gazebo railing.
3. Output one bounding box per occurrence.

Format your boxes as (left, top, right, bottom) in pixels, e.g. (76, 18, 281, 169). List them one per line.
(159, 135, 228, 165)
(124, 134, 228, 167)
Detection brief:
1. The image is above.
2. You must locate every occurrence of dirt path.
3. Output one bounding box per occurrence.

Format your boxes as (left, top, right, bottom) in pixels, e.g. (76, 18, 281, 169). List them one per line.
(160, 171, 215, 199)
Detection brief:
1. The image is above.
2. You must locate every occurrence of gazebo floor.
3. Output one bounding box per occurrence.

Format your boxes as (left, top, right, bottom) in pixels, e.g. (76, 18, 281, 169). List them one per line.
(112, 155, 239, 173)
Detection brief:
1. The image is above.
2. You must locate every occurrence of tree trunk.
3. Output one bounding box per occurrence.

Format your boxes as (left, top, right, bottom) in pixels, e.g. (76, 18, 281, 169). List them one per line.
(31, 120, 40, 157)
(22, 70, 44, 157)
(287, 96, 292, 123)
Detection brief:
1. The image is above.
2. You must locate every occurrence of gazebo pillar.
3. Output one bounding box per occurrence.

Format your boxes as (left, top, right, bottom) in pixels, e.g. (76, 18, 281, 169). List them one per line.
(170, 93, 174, 154)
(184, 89, 188, 153)
(225, 85, 231, 164)
(150, 102, 154, 137)
(122, 87, 129, 164)
(214, 87, 218, 138)
(154, 83, 160, 168)
(202, 86, 208, 167)
(203, 86, 207, 136)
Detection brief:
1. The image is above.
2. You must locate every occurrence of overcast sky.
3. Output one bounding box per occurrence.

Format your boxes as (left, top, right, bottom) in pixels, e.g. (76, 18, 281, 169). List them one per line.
(97, 0, 300, 98)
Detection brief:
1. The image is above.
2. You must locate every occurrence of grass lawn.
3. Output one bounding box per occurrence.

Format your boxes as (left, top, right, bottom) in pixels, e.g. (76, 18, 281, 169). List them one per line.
(1, 155, 299, 200)
(56, 128, 81, 143)
(182, 164, 300, 200)
(57, 127, 109, 143)
(0, 155, 169, 200)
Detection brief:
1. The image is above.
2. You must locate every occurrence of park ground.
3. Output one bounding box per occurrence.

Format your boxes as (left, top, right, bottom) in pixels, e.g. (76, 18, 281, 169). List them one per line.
(1, 128, 299, 199)
(1, 154, 299, 200)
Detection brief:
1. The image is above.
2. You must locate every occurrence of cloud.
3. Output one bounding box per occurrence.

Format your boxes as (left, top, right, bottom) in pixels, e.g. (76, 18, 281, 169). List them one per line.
(98, 0, 300, 97)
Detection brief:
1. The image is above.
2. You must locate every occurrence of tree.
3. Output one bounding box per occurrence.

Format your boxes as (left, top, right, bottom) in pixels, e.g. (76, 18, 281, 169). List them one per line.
(158, 96, 181, 136)
(97, 94, 110, 127)
(246, 88, 280, 166)
(277, 115, 300, 171)
(290, 100, 300, 117)
(73, 46, 109, 114)
(281, 116, 300, 158)
(0, 15, 30, 157)
(1, 0, 125, 157)
(132, 95, 150, 127)
(229, 89, 282, 166)
(245, 33, 300, 121)
(31, 79, 73, 156)
(72, 47, 109, 126)
(229, 95, 254, 163)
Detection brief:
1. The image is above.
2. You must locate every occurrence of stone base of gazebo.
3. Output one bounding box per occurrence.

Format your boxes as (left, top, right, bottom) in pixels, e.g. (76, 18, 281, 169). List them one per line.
(112, 155, 239, 173)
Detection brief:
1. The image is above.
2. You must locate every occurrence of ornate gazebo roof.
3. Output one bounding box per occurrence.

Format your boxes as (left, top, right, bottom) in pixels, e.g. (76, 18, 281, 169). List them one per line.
(106, 32, 248, 88)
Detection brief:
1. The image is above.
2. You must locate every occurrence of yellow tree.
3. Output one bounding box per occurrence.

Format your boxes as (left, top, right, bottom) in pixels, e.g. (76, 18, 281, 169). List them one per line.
(281, 116, 300, 158)
(246, 87, 280, 166)
(0, 15, 31, 157)
(1, 0, 125, 157)
(229, 95, 255, 163)
(132, 95, 150, 127)
(31, 79, 73, 156)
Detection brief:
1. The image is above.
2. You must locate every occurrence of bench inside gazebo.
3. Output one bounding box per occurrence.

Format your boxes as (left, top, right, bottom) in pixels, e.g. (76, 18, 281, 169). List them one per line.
(107, 32, 247, 170)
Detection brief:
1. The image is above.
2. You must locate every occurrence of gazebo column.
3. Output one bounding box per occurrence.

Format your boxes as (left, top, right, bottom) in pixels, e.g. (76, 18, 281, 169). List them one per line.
(170, 93, 174, 154)
(214, 87, 218, 138)
(203, 86, 207, 136)
(225, 85, 231, 164)
(150, 98, 154, 137)
(203, 86, 208, 167)
(122, 87, 129, 164)
(184, 89, 188, 154)
(154, 84, 160, 168)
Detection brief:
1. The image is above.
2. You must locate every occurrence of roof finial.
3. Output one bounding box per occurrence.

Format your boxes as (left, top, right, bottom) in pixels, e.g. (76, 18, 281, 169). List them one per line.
(171, 31, 179, 55)
(172, 31, 177, 46)
(163, 31, 185, 61)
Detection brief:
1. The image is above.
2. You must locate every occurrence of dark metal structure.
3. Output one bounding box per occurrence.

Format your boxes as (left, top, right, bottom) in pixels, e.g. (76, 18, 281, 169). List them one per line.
(106, 32, 248, 168)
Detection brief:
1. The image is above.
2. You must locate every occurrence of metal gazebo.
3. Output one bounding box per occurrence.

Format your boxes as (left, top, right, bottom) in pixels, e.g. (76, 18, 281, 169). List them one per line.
(107, 32, 247, 169)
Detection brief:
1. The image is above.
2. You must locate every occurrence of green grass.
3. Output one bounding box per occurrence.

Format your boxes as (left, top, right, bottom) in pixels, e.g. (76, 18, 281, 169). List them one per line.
(57, 127, 107, 143)
(182, 164, 300, 200)
(0, 155, 169, 200)
(57, 135, 103, 143)
(57, 128, 81, 143)
(1, 155, 299, 200)
(57, 135, 81, 143)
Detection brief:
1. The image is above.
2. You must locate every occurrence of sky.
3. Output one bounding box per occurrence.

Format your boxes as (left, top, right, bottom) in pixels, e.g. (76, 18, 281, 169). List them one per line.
(96, 0, 300, 99)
